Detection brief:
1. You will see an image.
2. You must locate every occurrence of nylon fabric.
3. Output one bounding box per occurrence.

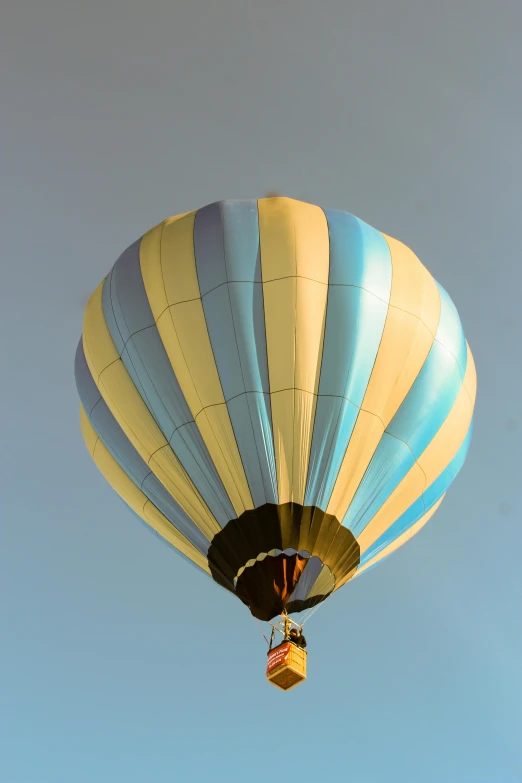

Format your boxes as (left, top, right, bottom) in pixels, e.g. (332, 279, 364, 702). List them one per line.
(326, 232, 441, 523)
(193, 202, 278, 506)
(76, 197, 476, 618)
(139, 216, 254, 516)
(82, 282, 221, 540)
(101, 239, 235, 526)
(75, 343, 211, 554)
(80, 407, 211, 572)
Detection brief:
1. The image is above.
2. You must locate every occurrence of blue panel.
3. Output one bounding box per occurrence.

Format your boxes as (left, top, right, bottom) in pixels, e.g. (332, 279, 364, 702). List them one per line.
(103, 240, 193, 437)
(324, 209, 392, 299)
(227, 281, 270, 394)
(74, 340, 102, 415)
(360, 422, 473, 566)
(75, 342, 210, 554)
(201, 284, 244, 399)
(121, 328, 191, 439)
(194, 200, 262, 291)
(315, 286, 389, 401)
(226, 394, 278, 505)
(194, 202, 277, 507)
(385, 283, 467, 458)
(193, 203, 228, 295)
(423, 420, 472, 509)
(343, 281, 468, 534)
(102, 239, 150, 352)
(304, 210, 391, 509)
(168, 422, 239, 522)
(305, 397, 359, 508)
(342, 435, 416, 536)
(101, 240, 236, 526)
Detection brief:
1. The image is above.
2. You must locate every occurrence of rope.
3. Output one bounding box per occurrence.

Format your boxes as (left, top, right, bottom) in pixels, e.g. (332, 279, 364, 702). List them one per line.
(301, 601, 323, 626)
(253, 616, 271, 647)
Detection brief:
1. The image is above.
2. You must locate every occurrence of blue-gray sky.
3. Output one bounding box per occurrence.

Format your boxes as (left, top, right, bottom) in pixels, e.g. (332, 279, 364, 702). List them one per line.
(2, 1, 521, 781)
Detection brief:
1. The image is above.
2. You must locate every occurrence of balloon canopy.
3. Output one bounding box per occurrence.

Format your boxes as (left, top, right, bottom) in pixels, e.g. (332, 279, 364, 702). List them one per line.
(75, 197, 476, 621)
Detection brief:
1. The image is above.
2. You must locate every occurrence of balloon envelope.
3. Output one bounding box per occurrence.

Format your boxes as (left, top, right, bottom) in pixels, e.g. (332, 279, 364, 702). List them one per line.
(75, 197, 476, 621)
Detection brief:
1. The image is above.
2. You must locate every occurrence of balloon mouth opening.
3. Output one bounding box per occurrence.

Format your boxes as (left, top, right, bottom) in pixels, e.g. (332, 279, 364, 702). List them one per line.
(233, 548, 313, 586)
(233, 551, 335, 622)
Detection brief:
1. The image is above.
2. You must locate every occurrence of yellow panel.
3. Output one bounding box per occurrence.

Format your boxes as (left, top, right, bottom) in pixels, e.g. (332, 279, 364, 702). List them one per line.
(357, 352, 476, 555)
(82, 283, 220, 540)
(270, 390, 294, 503)
(139, 214, 197, 315)
(417, 345, 476, 482)
(167, 300, 224, 410)
(327, 232, 441, 522)
(140, 212, 254, 516)
(363, 308, 438, 424)
(462, 342, 476, 402)
(80, 406, 210, 573)
(195, 406, 255, 513)
(83, 280, 120, 377)
(356, 464, 427, 556)
(292, 389, 317, 504)
(349, 495, 445, 582)
(258, 198, 329, 504)
(326, 411, 384, 522)
(381, 235, 440, 320)
(138, 223, 167, 316)
(262, 277, 296, 392)
(295, 277, 329, 392)
(258, 196, 330, 282)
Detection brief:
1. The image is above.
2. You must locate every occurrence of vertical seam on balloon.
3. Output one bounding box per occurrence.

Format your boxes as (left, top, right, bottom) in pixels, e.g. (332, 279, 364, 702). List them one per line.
(106, 266, 125, 347)
(303, 205, 331, 510)
(91, 434, 100, 458)
(291, 215, 298, 504)
(257, 199, 278, 505)
(462, 343, 475, 406)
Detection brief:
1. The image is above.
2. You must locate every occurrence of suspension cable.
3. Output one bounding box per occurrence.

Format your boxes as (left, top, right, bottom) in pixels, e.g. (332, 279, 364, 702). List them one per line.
(252, 616, 271, 647)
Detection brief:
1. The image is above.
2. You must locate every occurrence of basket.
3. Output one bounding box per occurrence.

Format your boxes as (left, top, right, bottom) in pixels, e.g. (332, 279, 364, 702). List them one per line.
(266, 642, 307, 691)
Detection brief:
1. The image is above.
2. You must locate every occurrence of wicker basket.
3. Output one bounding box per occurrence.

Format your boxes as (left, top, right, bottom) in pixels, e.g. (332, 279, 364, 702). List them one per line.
(266, 642, 307, 691)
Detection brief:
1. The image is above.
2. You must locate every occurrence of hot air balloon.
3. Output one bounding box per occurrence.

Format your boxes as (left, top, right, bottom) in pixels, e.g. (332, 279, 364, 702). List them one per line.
(75, 197, 476, 691)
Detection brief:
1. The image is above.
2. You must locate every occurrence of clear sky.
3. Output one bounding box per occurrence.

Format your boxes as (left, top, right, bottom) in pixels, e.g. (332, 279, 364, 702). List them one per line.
(2, 1, 521, 781)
